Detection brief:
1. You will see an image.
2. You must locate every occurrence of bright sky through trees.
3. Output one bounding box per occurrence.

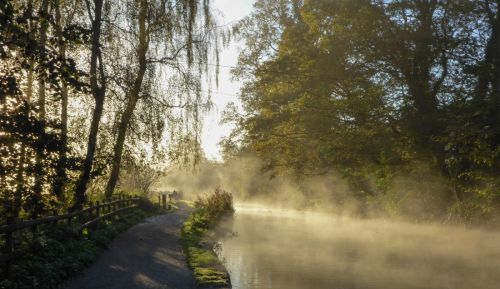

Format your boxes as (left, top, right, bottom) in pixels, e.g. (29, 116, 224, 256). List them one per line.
(201, 0, 255, 161)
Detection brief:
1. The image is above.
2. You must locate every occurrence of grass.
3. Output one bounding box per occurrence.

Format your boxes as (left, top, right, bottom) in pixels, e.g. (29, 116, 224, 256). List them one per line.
(181, 189, 234, 287)
(178, 199, 195, 208)
(0, 199, 164, 289)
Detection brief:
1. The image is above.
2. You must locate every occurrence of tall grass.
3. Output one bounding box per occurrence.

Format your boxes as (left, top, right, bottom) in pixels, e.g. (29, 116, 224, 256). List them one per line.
(195, 188, 234, 222)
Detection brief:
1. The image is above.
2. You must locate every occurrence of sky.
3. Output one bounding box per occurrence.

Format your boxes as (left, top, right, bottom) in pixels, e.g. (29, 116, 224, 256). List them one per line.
(200, 0, 255, 161)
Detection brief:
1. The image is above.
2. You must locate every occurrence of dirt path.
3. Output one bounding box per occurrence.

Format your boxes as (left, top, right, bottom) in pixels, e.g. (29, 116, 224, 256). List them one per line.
(61, 205, 196, 289)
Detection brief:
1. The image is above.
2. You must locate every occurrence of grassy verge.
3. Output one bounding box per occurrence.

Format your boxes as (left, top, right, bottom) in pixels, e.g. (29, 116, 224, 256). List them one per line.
(0, 198, 164, 289)
(181, 189, 234, 288)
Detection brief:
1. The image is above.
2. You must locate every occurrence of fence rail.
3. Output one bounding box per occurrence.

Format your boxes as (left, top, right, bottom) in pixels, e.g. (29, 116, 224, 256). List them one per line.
(1, 196, 140, 275)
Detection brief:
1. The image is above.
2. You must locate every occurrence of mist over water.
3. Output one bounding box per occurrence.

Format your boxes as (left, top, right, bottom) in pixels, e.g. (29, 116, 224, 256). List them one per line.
(159, 158, 500, 288)
(158, 157, 457, 221)
(217, 204, 500, 289)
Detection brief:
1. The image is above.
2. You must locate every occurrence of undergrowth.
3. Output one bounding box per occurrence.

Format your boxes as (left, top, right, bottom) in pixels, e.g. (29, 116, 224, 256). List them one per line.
(0, 199, 162, 289)
(181, 188, 234, 288)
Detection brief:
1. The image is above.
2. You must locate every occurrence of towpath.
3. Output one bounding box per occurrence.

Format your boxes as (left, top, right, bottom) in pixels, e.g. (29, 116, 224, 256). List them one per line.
(61, 205, 196, 289)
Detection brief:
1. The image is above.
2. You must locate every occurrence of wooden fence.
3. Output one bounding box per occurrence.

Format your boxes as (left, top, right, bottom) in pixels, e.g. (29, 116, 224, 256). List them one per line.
(0, 196, 140, 276)
(157, 192, 174, 210)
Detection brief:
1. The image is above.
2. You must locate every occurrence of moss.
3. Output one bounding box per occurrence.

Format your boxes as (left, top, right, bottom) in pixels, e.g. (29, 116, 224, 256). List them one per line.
(194, 268, 228, 286)
(189, 247, 221, 266)
(181, 189, 234, 288)
(182, 212, 230, 287)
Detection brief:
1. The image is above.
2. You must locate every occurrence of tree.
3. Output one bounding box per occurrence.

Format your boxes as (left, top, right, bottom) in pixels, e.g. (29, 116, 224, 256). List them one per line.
(52, 0, 81, 201)
(103, 0, 222, 199)
(1, 0, 87, 219)
(0, 0, 222, 222)
(118, 154, 162, 197)
(73, 0, 107, 209)
(227, 0, 500, 221)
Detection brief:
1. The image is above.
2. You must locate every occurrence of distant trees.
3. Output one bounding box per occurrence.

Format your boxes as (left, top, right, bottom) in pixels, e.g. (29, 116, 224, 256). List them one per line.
(118, 155, 163, 197)
(0, 0, 221, 222)
(225, 0, 500, 222)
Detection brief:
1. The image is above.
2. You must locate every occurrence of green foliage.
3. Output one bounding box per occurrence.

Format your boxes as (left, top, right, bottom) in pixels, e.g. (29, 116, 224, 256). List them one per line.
(181, 189, 234, 287)
(0, 207, 153, 289)
(224, 0, 500, 224)
(0, 0, 88, 220)
(0, 0, 223, 225)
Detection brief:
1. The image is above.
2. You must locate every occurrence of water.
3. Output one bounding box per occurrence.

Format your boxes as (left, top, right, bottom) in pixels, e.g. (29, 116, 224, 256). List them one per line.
(217, 204, 500, 289)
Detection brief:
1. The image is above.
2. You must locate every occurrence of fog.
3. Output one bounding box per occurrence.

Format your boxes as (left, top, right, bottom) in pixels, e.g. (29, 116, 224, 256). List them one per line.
(157, 156, 454, 222)
(218, 204, 500, 289)
(156, 157, 500, 288)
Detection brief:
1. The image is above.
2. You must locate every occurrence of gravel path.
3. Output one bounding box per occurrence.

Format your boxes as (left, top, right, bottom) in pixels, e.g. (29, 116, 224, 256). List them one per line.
(61, 205, 196, 289)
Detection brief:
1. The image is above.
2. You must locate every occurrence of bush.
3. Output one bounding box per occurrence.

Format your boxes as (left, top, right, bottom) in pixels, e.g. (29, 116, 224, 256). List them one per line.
(194, 188, 234, 222)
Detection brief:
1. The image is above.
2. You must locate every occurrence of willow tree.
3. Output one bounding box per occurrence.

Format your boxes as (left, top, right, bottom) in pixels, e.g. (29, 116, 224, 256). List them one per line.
(103, 0, 222, 199)
(73, 0, 107, 209)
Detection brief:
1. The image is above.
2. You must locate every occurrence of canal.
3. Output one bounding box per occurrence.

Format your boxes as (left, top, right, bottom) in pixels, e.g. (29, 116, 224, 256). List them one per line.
(217, 204, 500, 289)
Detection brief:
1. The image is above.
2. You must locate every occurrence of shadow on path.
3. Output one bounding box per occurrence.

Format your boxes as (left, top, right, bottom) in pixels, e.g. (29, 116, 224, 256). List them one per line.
(61, 205, 195, 289)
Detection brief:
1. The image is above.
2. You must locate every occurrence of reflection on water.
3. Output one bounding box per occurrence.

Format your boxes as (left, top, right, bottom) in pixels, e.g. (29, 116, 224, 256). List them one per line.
(217, 204, 500, 289)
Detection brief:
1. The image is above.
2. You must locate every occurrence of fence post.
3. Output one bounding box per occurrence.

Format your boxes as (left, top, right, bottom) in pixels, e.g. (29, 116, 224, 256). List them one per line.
(31, 222, 39, 252)
(96, 201, 100, 217)
(89, 201, 94, 222)
(66, 209, 73, 234)
(113, 197, 118, 220)
(3, 218, 14, 278)
(77, 205, 83, 234)
(158, 194, 161, 208)
(162, 194, 167, 210)
(91, 201, 99, 230)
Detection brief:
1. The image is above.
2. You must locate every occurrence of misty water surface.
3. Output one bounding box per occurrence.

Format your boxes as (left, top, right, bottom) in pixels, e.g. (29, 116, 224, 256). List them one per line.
(217, 204, 500, 289)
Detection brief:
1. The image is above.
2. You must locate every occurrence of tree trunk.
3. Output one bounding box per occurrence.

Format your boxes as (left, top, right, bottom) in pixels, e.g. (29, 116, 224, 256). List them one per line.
(74, 0, 106, 210)
(489, 2, 500, 145)
(104, 0, 148, 199)
(53, 0, 68, 202)
(37, 0, 48, 121)
(474, 1, 500, 108)
(13, 72, 33, 220)
(401, 1, 441, 149)
(14, 1, 36, 219)
(26, 59, 34, 103)
(104, 96, 140, 199)
(32, 0, 50, 218)
(474, 1, 500, 145)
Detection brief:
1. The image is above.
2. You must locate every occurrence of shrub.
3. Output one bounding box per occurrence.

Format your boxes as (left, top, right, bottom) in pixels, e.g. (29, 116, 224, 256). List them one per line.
(194, 188, 234, 222)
